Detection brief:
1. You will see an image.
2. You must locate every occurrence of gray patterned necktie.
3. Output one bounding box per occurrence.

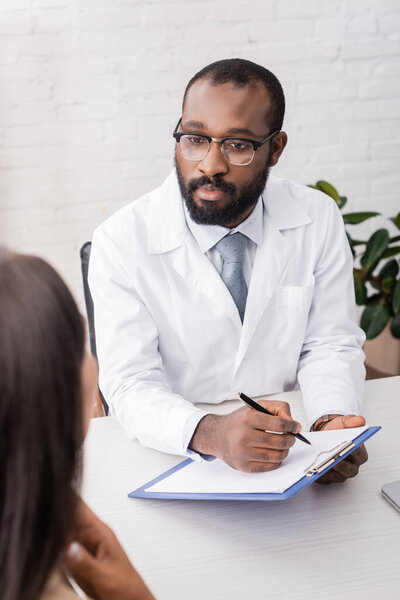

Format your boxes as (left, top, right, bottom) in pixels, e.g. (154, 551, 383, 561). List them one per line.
(215, 232, 248, 322)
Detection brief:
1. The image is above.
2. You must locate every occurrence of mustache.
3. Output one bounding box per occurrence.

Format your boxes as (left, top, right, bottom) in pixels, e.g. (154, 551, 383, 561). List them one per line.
(187, 176, 237, 197)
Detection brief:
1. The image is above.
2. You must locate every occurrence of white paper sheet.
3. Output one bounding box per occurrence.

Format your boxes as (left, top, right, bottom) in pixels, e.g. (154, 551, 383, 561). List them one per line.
(147, 426, 368, 494)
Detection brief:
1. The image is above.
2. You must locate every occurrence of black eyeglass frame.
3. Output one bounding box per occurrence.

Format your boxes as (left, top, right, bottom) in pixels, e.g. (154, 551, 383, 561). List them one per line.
(173, 118, 279, 162)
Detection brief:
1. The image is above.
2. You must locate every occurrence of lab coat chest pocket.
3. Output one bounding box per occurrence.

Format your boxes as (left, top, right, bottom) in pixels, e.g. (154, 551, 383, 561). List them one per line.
(275, 285, 314, 354)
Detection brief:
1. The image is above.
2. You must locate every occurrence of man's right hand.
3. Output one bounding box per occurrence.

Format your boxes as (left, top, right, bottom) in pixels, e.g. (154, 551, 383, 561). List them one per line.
(189, 400, 301, 473)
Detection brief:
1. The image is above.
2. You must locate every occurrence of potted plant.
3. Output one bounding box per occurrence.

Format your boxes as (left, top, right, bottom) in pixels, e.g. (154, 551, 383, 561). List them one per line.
(309, 180, 400, 375)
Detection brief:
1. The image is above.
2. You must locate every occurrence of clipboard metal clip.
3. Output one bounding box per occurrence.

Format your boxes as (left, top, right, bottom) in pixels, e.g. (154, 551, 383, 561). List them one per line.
(304, 441, 355, 476)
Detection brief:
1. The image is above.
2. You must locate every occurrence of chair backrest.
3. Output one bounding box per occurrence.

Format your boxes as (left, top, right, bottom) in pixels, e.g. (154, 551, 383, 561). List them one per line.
(80, 241, 108, 415)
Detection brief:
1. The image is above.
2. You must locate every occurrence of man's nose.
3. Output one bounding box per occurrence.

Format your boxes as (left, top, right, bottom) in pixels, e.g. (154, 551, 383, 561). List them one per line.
(198, 141, 229, 178)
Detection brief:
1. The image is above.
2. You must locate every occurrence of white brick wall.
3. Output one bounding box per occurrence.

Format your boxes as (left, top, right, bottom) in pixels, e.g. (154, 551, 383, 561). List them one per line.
(0, 0, 399, 313)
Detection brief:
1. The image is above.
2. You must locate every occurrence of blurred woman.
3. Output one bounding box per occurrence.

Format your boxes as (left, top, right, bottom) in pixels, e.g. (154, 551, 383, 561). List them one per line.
(0, 249, 155, 600)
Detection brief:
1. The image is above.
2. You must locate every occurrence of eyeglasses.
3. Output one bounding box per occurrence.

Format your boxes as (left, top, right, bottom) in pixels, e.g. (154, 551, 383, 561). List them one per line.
(173, 118, 279, 166)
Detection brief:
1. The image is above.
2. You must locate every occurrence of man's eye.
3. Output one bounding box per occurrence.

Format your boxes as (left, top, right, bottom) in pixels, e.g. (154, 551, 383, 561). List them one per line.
(187, 136, 207, 145)
(226, 141, 249, 151)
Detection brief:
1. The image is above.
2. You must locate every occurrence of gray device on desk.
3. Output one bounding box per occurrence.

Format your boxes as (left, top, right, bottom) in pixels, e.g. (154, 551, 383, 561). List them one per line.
(381, 480, 400, 512)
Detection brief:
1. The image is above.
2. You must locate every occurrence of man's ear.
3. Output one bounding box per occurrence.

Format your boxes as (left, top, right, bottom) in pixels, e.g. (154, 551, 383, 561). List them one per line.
(269, 131, 287, 167)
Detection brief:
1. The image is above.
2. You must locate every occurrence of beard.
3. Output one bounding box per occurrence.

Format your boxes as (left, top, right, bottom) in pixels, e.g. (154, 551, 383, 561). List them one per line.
(175, 155, 271, 227)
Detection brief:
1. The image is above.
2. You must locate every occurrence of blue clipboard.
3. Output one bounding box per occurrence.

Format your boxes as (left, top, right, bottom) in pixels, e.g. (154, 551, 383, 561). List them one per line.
(129, 426, 381, 501)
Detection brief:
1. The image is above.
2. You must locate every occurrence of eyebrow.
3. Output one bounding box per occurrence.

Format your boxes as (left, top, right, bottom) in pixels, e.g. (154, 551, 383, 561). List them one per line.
(182, 120, 206, 130)
(182, 120, 258, 138)
(227, 127, 258, 137)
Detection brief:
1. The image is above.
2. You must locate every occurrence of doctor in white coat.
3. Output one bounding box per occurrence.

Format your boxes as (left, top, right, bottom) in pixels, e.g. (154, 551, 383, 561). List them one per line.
(89, 59, 368, 482)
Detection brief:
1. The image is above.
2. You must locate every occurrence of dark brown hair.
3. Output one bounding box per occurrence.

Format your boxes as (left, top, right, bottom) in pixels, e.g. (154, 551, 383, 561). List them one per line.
(0, 249, 85, 600)
(183, 58, 286, 132)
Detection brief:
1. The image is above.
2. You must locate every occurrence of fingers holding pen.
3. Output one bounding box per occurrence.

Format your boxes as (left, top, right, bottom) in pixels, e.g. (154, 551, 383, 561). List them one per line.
(239, 395, 311, 446)
(250, 427, 296, 450)
(243, 402, 302, 436)
(239, 430, 293, 472)
(189, 399, 301, 472)
(233, 446, 291, 473)
(215, 404, 299, 472)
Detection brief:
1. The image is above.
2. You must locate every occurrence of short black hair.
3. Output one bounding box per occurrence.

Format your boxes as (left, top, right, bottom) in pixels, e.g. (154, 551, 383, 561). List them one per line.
(182, 58, 285, 132)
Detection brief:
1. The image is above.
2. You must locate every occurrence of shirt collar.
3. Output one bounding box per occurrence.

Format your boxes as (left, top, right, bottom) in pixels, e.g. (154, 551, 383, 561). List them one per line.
(183, 196, 264, 254)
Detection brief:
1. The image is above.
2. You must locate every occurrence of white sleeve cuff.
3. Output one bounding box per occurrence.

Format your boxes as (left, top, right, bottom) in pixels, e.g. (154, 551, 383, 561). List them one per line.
(182, 408, 216, 462)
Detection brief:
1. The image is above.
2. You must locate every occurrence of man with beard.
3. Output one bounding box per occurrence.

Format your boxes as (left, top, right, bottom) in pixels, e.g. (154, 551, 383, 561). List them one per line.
(89, 59, 367, 482)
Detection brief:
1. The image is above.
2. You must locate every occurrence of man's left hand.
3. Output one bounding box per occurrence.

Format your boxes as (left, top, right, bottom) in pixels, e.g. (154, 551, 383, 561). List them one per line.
(315, 415, 368, 485)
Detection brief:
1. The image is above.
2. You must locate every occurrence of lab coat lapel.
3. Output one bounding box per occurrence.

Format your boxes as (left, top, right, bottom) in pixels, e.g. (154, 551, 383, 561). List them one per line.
(147, 171, 242, 331)
(234, 213, 292, 369)
(233, 176, 313, 371)
(170, 235, 243, 331)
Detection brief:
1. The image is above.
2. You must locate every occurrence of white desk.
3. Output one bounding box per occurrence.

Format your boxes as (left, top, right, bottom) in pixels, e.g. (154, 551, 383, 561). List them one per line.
(82, 377, 400, 600)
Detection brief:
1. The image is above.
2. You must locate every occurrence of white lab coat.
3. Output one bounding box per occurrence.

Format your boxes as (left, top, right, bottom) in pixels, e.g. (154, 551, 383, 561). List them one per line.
(89, 171, 365, 456)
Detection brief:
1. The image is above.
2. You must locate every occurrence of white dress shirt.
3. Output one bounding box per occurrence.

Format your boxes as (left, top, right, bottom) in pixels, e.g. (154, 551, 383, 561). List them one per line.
(182, 198, 264, 456)
(183, 197, 263, 287)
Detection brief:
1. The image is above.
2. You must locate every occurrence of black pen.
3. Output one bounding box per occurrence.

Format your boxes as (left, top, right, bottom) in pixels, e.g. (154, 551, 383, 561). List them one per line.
(239, 392, 311, 445)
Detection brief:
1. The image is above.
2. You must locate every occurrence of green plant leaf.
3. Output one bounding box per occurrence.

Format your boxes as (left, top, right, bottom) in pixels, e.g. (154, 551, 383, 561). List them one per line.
(343, 212, 380, 225)
(382, 277, 395, 293)
(360, 229, 390, 271)
(390, 313, 400, 338)
(390, 213, 400, 230)
(381, 246, 400, 258)
(393, 280, 400, 314)
(366, 258, 383, 279)
(360, 302, 391, 339)
(354, 278, 367, 305)
(315, 180, 340, 205)
(378, 259, 400, 280)
(338, 196, 347, 209)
